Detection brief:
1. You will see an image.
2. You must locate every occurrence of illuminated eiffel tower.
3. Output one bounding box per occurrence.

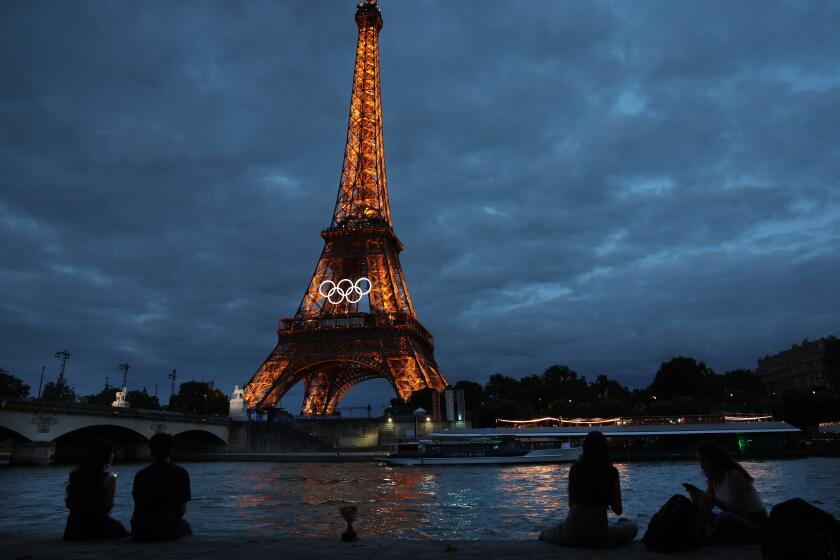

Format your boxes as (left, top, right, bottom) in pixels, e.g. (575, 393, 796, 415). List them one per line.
(243, 0, 448, 415)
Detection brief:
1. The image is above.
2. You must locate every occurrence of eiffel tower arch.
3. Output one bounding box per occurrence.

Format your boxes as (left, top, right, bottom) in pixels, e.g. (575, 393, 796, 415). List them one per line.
(243, 0, 448, 416)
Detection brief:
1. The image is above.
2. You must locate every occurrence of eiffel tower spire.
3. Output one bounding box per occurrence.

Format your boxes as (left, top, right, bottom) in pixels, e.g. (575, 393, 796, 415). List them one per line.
(243, 0, 448, 416)
(332, 0, 390, 228)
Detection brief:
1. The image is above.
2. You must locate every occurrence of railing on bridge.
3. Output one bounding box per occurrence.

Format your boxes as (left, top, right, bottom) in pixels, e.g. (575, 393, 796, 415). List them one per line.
(0, 398, 230, 425)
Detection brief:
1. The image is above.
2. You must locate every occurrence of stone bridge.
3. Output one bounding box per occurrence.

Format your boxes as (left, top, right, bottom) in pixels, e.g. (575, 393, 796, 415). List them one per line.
(0, 398, 230, 465)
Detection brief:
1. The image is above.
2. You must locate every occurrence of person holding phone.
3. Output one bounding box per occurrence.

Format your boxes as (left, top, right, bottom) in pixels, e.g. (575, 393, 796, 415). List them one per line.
(539, 430, 637, 548)
(63, 440, 129, 540)
(683, 441, 767, 544)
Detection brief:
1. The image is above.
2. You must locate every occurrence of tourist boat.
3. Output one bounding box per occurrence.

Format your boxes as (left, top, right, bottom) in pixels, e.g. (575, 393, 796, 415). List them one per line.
(385, 420, 804, 465)
(384, 434, 582, 466)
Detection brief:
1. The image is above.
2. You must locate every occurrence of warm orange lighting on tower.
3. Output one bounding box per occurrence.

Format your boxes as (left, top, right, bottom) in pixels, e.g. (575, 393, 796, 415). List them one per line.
(243, 0, 448, 416)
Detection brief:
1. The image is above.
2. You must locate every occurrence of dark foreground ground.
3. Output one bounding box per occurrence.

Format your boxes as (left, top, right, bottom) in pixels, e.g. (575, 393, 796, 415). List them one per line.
(0, 535, 759, 560)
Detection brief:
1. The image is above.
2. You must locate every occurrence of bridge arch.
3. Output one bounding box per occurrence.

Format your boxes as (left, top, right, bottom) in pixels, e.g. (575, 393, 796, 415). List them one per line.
(0, 424, 30, 443)
(171, 429, 228, 455)
(53, 424, 149, 463)
(49, 421, 148, 442)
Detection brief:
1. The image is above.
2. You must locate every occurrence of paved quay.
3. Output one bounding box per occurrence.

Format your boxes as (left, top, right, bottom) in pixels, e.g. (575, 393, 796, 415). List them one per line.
(0, 536, 759, 560)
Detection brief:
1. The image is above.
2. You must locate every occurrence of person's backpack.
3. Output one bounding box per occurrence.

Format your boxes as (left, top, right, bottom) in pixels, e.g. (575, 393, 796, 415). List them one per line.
(642, 494, 706, 552)
(762, 498, 840, 560)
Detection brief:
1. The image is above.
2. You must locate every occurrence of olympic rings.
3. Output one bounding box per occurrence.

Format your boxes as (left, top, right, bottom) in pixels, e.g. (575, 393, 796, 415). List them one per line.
(318, 277, 372, 305)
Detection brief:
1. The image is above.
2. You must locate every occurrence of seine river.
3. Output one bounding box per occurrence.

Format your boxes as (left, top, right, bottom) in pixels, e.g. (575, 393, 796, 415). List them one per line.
(1, 458, 838, 539)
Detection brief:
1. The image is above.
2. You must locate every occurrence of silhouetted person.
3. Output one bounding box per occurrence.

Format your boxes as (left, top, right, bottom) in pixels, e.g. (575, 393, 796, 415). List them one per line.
(130, 433, 192, 541)
(63, 439, 129, 540)
(539, 431, 637, 547)
(683, 441, 767, 544)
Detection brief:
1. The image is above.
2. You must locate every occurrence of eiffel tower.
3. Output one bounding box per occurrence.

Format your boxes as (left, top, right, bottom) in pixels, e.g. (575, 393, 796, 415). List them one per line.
(243, 0, 448, 416)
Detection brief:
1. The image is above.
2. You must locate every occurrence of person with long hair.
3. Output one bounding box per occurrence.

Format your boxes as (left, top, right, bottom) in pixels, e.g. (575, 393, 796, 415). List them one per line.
(539, 430, 638, 547)
(63, 439, 129, 540)
(683, 441, 767, 544)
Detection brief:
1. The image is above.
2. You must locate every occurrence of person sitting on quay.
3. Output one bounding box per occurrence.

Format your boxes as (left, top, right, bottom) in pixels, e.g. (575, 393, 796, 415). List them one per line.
(130, 433, 193, 541)
(682, 441, 767, 545)
(539, 430, 638, 548)
(63, 439, 130, 541)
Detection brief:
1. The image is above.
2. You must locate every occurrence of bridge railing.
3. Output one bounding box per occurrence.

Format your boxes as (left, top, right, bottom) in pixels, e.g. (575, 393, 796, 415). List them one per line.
(0, 397, 230, 425)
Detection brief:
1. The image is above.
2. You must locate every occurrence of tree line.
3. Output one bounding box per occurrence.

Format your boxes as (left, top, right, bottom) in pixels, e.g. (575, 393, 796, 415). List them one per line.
(390, 350, 840, 429)
(0, 369, 229, 416)
(4, 338, 839, 427)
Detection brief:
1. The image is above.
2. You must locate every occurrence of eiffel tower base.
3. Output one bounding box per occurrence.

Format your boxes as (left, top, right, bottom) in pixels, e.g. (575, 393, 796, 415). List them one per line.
(245, 316, 447, 416)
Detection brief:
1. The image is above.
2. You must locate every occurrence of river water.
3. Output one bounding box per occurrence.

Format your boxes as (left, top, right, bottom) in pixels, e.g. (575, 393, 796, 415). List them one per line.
(1, 458, 838, 539)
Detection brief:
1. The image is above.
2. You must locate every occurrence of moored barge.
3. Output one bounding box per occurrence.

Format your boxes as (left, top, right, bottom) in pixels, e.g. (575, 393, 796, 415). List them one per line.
(385, 420, 803, 465)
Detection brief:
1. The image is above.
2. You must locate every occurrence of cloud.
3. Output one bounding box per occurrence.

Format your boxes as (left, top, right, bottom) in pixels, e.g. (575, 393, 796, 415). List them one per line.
(2, 0, 838, 412)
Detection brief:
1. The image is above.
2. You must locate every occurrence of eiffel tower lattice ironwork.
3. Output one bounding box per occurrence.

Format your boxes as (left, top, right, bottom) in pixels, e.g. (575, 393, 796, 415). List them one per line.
(243, 0, 448, 416)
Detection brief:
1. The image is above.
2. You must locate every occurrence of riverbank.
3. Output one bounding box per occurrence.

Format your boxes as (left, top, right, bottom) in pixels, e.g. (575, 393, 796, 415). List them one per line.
(0, 535, 759, 560)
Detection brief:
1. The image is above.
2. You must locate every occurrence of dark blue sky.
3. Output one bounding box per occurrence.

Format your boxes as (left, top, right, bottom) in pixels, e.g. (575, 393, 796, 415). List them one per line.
(2, 1, 838, 413)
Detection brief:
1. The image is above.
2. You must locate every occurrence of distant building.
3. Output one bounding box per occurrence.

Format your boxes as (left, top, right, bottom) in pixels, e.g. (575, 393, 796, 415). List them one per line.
(757, 336, 837, 395)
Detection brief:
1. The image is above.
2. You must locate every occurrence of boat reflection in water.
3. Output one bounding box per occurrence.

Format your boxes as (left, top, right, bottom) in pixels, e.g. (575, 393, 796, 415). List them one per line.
(386, 433, 582, 466)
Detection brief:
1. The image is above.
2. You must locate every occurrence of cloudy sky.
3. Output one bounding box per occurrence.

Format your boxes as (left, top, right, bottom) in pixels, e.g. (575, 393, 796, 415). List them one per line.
(2, 0, 838, 413)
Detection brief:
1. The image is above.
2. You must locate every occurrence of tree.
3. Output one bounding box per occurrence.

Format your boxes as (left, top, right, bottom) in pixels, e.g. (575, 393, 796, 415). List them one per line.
(474, 398, 527, 428)
(484, 373, 521, 402)
(170, 381, 228, 415)
(41, 380, 77, 402)
(519, 374, 545, 411)
(721, 369, 766, 403)
(127, 387, 161, 410)
(541, 364, 586, 404)
(593, 374, 632, 402)
(648, 357, 714, 399)
(595, 398, 627, 418)
(0, 369, 30, 398)
(84, 385, 115, 406)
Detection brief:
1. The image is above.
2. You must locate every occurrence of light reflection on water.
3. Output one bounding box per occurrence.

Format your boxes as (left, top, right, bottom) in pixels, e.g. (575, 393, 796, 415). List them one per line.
(0, 458, 837, 539)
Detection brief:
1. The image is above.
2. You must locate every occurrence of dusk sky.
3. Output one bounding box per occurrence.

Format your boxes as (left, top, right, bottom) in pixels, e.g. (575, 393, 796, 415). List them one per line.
(2, 1, 838, 413)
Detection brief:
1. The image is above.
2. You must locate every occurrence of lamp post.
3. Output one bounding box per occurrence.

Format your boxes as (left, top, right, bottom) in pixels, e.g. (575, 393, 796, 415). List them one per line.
(54, 350, 70, 398)
(167, 369, 177, 404)
(37, 365, 45, 400)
